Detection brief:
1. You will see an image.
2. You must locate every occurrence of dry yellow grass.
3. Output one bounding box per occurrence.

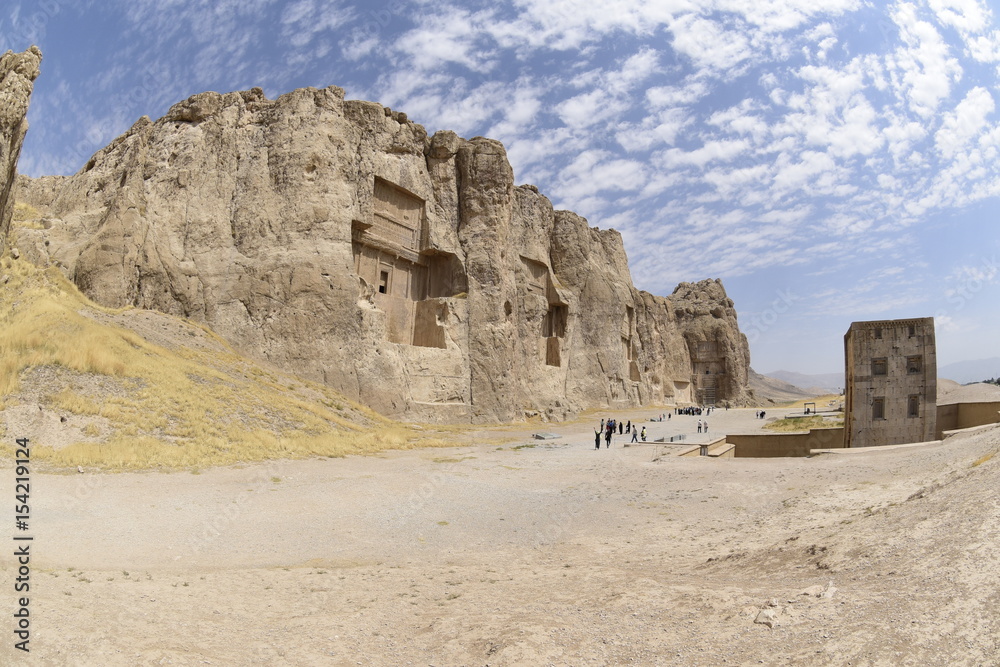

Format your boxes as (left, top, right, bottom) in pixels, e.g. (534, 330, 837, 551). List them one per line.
(764, 415, 844, 432)
(972, 450, 996, 467)
(12, 201, 41, 222)
(0, 258, 455, 470)
(31, 424, 439, 470)
(0, 261, 138, 395)
(775, 394, 845, 410)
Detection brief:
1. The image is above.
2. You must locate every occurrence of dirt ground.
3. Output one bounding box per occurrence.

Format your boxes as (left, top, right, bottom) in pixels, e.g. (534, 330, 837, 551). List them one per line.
(2, 406, 998, 666)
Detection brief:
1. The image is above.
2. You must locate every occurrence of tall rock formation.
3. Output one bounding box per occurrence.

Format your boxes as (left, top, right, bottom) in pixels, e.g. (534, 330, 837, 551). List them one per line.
(0, 46, 42, 249)
(15, 85, 751, 422)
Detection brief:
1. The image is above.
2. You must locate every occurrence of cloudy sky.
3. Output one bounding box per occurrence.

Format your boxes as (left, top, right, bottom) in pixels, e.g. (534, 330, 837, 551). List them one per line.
(7, 0, 1000, 377)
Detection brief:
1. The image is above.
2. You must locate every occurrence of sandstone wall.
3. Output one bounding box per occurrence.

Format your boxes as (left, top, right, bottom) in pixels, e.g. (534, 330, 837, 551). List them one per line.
(16, 85, 751, 422)
(936, 402, 1000, 435)
(727, 428, 845, 458)
(0, 46, 42, 249)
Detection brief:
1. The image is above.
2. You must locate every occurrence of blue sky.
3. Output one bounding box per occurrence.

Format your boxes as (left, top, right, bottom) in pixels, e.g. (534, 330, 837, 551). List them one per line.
(6, 0, 1000, 376)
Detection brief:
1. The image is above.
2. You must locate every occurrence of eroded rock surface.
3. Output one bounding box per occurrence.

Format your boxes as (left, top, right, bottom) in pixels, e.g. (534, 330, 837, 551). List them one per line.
(16, 85, 750, 421)
(0, 46, 41, 249)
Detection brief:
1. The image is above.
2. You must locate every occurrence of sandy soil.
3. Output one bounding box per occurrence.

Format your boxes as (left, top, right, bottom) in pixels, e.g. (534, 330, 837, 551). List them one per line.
(2, 407, 998, 666)
(938, 379, 1000, 405)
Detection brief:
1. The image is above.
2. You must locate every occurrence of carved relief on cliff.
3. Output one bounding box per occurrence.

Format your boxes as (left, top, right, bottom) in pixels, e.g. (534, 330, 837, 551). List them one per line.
(14, 85, 752, 422)
(353, 177, 467, 350)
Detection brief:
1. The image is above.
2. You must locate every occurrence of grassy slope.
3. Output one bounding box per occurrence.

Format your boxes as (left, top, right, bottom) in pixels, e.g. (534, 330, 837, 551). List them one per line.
(0, 248, 451, 470)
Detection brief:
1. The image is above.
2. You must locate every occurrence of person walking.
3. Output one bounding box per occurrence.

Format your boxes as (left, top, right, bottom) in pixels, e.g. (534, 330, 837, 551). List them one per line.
(619, 421, 623, 435)
(595, 429, 601, 450)
(697, 420, 702, 433)
(640, 426, 647, 442)
(631, 427, 638, 443)
(605, 427, 612, 448)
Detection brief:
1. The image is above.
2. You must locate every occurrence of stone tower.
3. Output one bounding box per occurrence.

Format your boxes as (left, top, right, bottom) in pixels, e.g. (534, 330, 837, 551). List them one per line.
(844, 318, 936, 447)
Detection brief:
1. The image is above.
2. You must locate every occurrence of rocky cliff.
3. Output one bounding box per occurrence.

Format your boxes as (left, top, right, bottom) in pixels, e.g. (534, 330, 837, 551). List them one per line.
(0, 46, 41, 250)
(16, 85, 751, 422)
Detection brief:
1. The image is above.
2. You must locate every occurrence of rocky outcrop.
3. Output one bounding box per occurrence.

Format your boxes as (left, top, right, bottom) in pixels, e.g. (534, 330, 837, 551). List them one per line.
(15, 85, 751, 422)
(0, 46, 42, 250)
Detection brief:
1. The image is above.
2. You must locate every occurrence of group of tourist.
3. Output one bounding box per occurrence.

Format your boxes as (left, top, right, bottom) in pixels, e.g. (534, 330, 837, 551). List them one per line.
(595, 405, 727, 448)
(754, 410, 767, 419)
(595, 418, 647, 448)
(677, 405, 713, 416)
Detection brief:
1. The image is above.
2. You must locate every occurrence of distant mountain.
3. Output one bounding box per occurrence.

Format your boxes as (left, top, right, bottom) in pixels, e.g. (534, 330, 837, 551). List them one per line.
(760, 359, 1000, 392)
(938, 358, 1000, 385)
(749, 369, 817, 405)
(764, 370, 843, 395)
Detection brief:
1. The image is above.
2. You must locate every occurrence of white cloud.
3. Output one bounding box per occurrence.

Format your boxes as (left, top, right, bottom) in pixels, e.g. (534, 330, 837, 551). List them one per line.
(483, 0, 687, 51)
(488, 82, 543, 136)
(280, 0, 354, 48)
(615, 108, 693, 151)
(669, 14, 753, 72)
(704, 164, 773, 197)
(757, 204, 813, 226)
(968, 31, 1000, 62)
(505, 127, 587, 182)
(944, 258, 999, 301)
(707, 101, 770, 144)
(638, 172, 686, 199)
(934, 86, 996, 158)
(394, 10, 496, 73)
(556, 89, 626, 129)
(554, 48, 666, 131)
(554, 150, 648, 204)
(887, 2, 964, 119)
(928, 0, 991, 34)
(825, 97, 884, 157)
(771, 150, 841, 195)
(608, 47, 661, 94)
(924, 0, 1000, 63)
(646, 79, 711, 109)
(341, 32, 378, 61)
(659, 139, 751, 169)
(882, 111, 929, 163)
(776, 61, 884, 158)
(718, 0, 861, 32)
(822, 213, 872, 235)
(365, 70, 453, 113)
